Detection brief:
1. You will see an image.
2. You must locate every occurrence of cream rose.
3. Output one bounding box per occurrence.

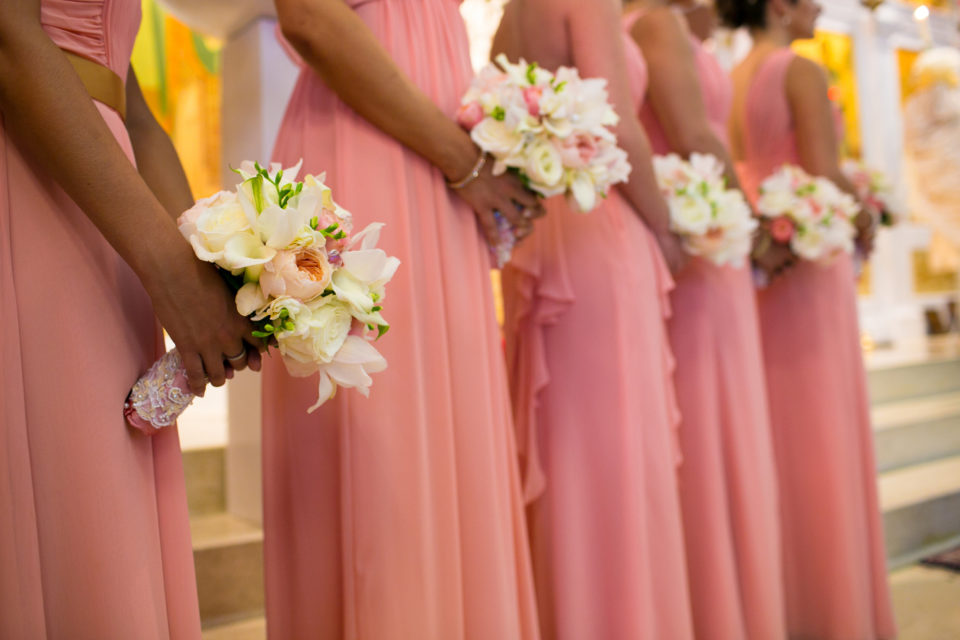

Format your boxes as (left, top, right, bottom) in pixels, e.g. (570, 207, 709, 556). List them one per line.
(525, 141, 564, 189)
(670, 194, 714, 236)
(470, 119, 524, 157)
(178, 191, 252, 266)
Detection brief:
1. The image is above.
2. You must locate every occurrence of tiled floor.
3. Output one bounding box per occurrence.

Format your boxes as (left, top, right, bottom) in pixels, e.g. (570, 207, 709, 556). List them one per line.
(200, 565, 960, 640)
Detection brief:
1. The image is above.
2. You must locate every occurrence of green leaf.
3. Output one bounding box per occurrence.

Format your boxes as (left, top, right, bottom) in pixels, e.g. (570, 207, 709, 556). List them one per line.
(554, 80, 567, 93)
(310, 216, 319, 230)
(377, 324, 390, 339)
(371, 305, 382, 312)
(526, 62, 537, 85)
(249, 176, 265, 213)
(252, 330, 271, 338)
(491, 106, 506, 121)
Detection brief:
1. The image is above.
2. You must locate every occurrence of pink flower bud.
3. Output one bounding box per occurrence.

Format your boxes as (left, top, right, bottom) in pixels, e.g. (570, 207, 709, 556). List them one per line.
(456, 101, 484, 130)
(523, 86, 543, 117)
(770, 216, 796, 243)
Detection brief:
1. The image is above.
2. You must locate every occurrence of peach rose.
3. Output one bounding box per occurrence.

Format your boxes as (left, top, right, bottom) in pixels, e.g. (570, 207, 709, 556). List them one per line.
(260, 247, 332, 301)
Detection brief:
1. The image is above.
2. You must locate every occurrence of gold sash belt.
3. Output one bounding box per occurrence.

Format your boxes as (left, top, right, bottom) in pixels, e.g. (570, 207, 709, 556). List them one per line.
(63, 51, 126, 121)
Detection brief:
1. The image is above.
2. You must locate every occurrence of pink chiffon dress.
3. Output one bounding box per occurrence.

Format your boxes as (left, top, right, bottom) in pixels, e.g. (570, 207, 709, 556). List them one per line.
(500, 33, 694, 640)
(628, 11, 787, 640)
(736, 48, 896, 640)
(0, 1, 201, 637)
(261, 1, 539, 638)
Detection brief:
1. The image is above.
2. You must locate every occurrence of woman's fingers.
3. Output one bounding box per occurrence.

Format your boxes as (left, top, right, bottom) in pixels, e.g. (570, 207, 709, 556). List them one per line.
(475, 208, 500, 247)
(202, 349, 228, 388)
(181, 350, 208, 397)
(246, 347, 263, 373)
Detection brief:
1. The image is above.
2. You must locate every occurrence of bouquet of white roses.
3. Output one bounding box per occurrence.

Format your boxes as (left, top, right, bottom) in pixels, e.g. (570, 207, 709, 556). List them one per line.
(755, 165, 859, 267)
(842, 159, 898, 227)
(457, 54, 631, 264)
(653, 152, 757, 267)
(124, 161, 399, 433)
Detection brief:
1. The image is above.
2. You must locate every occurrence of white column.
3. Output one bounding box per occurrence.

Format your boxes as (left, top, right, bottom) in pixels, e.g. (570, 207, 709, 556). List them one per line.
(221, 17, 299, 524)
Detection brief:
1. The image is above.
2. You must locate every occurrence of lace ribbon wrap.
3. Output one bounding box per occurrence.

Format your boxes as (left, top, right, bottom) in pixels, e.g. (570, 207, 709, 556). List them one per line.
(124, 349, 196, 435)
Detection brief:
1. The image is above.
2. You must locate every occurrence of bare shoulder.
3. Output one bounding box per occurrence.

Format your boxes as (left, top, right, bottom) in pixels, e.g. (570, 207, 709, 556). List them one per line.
(632, 4, 685, 39)
(785, 54, 829, 96)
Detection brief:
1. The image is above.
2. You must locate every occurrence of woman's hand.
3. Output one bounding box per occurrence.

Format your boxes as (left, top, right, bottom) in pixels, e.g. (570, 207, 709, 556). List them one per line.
(853, 209, 877, 259)
(453, 160, 544, 247)
(143, 246, 262, 396)
(752, 230, 796, 282)
(655, 230, 690, 275)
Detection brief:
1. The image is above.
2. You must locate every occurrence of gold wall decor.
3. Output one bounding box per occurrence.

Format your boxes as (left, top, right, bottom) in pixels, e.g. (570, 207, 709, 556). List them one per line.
(793, 30, 862, 159)
(132, 0, 223, 199)
(913, 249, 960, 293)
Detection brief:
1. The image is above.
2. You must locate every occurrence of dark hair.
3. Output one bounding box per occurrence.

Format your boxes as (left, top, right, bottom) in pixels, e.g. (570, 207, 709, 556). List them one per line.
(715, 0, 774, 29)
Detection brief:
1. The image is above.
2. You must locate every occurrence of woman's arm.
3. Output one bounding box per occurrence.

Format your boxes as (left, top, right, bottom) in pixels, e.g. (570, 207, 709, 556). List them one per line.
(274, 0, 540, 243)
(787, 56, 875, 253)
(124, 68, 196, 220)
(565, 0, 687, 271)
(0, 0, 257, 392)
(630, 7, 741, 190)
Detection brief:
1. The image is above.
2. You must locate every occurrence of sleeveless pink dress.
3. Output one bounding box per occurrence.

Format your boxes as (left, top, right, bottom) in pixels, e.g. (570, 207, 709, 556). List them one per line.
(628, 12, 787, 640)
(737, 49, 896, 640)
(0, 1, 201, 638)
(262, 1, 538, 638)
(501, 33, 694, 640)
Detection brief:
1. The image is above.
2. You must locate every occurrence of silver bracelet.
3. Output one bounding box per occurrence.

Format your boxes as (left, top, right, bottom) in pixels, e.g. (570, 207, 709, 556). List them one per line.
(447, 152, 487, 190)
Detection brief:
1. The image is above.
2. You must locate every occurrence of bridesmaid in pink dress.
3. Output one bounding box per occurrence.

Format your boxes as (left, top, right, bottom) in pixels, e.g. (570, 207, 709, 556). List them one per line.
(0, 0, 259, 636)
(722, 0, 896, 637)
(262, 0, 542, 637)
(624, 2, 786, 638)
(494, 1, 695, 637)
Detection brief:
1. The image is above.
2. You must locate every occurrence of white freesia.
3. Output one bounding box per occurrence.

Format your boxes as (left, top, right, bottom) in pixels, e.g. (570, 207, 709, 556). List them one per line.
(331, 223, 401, 326)
(308, 336, 388, 411)
(220, 232, 276, 271)
(568, 170, 597, 212)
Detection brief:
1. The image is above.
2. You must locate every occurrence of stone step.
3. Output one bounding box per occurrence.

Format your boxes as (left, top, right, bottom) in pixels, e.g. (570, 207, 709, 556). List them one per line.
(868, 355, 960, 406)
(191, 512, 265, 628)
(873, 391, 960, 472)
(202, 616, 266, 640)
(880, 455, 960, 568)
(184, 447, 226, 517)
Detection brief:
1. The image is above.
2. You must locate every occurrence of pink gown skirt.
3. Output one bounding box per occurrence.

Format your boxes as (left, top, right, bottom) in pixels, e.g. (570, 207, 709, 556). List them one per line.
(261, 1, 539, 638)
(669, 259, 786, 639)
(0, 94, 200, 639)
(503, 192, 694, 640)
(758, 255, 896, 639)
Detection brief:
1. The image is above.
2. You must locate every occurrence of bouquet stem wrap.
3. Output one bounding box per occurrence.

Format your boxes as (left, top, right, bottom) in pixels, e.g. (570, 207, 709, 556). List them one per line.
(124, 349, 196, 435)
